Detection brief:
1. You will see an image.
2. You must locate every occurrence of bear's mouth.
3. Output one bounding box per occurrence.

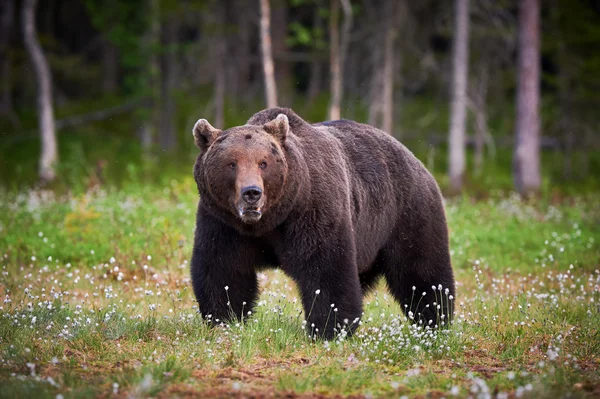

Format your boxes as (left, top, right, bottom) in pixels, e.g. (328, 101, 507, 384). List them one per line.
(238, 207, 262, 224)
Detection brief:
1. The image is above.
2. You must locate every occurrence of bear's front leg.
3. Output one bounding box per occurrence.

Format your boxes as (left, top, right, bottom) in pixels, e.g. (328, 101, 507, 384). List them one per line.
(190, 209, 262, 324)
(285, 244, 363, 340)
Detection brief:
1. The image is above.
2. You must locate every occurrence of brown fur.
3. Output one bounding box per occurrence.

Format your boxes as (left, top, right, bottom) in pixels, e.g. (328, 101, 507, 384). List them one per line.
(191, 108, 455, 339)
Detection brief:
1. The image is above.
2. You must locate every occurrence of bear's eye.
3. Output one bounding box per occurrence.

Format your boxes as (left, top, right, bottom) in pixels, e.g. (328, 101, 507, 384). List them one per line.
(228, 162, 236, 169)
(259, 161, 267, 169)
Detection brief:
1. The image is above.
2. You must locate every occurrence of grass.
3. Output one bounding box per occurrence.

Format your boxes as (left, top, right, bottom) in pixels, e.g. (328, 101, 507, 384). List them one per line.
(0, 179, 599, 398)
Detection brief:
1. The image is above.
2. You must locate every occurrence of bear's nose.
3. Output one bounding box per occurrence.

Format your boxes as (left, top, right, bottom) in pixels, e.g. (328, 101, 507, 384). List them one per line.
(242, 186, 262, 204)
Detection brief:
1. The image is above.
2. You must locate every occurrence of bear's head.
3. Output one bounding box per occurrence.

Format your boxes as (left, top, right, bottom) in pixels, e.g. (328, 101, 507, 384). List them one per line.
(193, 114, 289, 225)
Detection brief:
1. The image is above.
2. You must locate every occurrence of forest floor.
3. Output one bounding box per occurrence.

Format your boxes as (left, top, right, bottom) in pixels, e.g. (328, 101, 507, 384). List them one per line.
(0, 179, 599, 398)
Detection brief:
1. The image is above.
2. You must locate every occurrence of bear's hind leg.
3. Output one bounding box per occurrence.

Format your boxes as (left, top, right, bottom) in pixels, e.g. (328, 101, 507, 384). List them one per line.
(381, 245, 455, 328)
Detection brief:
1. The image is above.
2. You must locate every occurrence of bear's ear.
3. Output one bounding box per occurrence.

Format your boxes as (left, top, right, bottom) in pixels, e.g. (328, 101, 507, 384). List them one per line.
(193, 119, 222, 151)
(263, 114, 289, 142)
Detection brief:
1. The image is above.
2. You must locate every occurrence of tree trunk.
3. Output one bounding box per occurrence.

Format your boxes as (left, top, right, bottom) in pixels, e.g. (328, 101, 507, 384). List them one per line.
(158, 18, 178, 151)
(0, 0, 14, 117)
(328, 0, 352, 121)
(328, 0, 341, 120)
(259, 0, 278, 108)
(271, 0, 292, 104)
(22, 0, 58, 183)
(102, 38, 118, 94)
(381, 1, 398, 135)
(469, 60, 492, 176)
(513, 0, 541, 196)
(214, 3, 226, 129)
(368, 42, 382, 127)
(239, 3, 251, 94)
(307, 7, 323, 102)
(448, 0, 470, 194)
(368, 1, 401, 132)
(139, 0, 160, 151)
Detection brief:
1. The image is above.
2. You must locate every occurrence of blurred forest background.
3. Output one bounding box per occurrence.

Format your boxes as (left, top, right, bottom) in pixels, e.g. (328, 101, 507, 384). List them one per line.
(0, 0, 599, 196)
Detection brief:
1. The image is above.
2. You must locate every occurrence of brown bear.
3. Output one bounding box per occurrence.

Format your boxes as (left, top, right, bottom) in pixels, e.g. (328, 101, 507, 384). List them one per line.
(191, 107, 455, 339)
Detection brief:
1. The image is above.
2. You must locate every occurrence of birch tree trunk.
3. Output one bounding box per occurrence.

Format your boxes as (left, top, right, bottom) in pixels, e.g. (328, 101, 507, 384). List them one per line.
(328, 0, 340, 120)
(381, 1, 398, 135)
(22, 0, 58, 183)
(448, 0, 470, 194)
(271, 0, 291, 104)
(259, 0, 278, 108)
(368, 1, 400, 133)
(514, 0, 541, 196)
(214, 3, 226, 129)
(328, 0, 352, 121)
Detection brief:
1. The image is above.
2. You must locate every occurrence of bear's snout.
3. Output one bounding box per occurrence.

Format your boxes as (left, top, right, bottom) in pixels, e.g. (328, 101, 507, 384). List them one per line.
(237, 184, 264, 224)
(242, 185, 262, 204)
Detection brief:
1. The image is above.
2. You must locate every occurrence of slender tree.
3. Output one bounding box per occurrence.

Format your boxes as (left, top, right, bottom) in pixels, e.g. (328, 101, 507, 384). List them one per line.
(307, 5, 324, 102)
(213, 3, 226, 129)
(449, 0, 470, 193)
(381, 1, 399, 135)
(259, 0, 278, 108)
(139, 0, 160, 151)
(158, 17, 179, 152)
(328, 0, 352, 121)
(0, 0, 15, 119)
(368, 0, 401, 133)
(469, 61, 491, 175)
(328, 0, 340, 120)
(514, 0, 541, 196)
(101, 38, 118, 94)
(271, 0, 292, 104)
(22, 0, 58, 183)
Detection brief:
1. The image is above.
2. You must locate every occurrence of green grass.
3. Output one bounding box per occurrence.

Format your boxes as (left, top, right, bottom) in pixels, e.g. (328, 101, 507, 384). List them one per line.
(0, 184, 599, 398)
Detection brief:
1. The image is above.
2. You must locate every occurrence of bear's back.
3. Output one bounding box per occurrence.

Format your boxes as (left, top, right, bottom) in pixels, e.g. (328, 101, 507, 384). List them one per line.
(311, 119, 420, 186)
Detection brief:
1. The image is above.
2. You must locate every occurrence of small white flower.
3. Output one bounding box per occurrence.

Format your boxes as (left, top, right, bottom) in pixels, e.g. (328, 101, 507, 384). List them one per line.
(224, 286, 229, 291)
(315, 289, 321, 295)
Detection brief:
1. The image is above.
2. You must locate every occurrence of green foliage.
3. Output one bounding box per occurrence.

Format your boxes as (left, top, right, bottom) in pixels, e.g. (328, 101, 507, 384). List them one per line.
(84, 0, 152, 96)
